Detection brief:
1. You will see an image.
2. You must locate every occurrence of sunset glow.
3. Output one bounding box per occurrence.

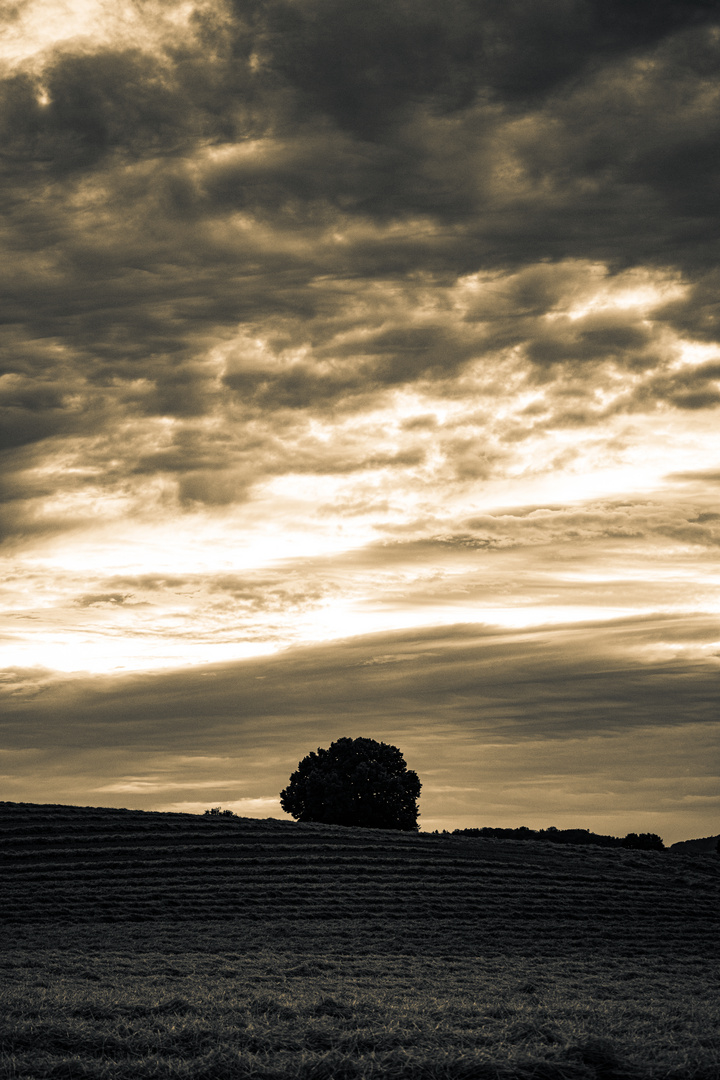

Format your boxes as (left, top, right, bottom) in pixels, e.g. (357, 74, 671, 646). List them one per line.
(2, 0, 720, 843)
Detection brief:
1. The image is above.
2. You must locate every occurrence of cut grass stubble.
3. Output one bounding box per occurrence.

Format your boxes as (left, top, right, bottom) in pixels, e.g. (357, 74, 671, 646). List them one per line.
(1, 803, 718, 1079)
(2, 946, 719, 1080)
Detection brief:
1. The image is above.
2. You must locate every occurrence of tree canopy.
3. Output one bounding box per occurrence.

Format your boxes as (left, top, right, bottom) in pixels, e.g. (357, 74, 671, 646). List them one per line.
(280, 737, 421, 831)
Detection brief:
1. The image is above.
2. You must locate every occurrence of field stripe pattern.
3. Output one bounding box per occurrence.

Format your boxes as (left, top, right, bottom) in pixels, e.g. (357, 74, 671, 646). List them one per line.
(1, 802, 718, 955)
(1, 802, 719, 1080)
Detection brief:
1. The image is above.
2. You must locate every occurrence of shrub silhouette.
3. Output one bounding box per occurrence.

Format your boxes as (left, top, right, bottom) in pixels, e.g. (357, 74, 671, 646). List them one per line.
(280, 737, 421, 831)
(622, 832, 665, 851)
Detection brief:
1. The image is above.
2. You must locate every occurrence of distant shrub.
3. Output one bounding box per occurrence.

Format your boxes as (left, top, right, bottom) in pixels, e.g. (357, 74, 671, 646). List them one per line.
(622, 832, 665, 851)
(203, 807, 237, 818)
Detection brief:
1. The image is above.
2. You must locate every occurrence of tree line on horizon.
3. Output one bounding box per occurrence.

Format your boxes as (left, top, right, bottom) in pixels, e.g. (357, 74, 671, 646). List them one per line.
(450, 826, 666, 850)
(207, 738, 670, 851)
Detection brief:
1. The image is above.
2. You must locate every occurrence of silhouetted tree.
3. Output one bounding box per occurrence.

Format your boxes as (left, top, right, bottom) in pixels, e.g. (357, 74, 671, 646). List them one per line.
(280, 737, 421, 831)
(622, 832, 665, 851)
(203, 807, 237, 817)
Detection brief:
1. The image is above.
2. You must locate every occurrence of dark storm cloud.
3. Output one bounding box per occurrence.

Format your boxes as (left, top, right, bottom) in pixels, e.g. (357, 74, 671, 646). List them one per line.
(0, 0, 268, 177)
(0, 52, 188, 173)
(511, 25, 720, 276)
(0, 380, 75, 449)
(629, 359, 720, 411)
(3, 0, 719, 236)
(2, 0, 720, 537)
(221, 316, 484, 408)
(525, 312, 653, 368)
(3, 0, 714, 181)
(259, 0, 719, 137)
(656, 270, 720, 343)
(249, 3, 720, 271)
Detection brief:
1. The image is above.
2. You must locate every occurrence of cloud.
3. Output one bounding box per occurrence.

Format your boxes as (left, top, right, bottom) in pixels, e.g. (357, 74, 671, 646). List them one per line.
(259, 0, 719, 137)
(667, 469, 720, 484)
(3, 614, 719, 742)
(5, 481, 720, 676)
(656, 270, 720, 344)
(74, 592, 134, 608)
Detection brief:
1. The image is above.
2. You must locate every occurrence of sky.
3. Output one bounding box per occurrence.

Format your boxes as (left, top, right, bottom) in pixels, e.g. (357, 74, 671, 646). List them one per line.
(1, 0, 720, 843)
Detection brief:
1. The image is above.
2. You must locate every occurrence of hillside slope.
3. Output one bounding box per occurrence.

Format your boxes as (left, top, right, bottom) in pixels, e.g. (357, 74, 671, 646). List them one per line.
(670, 834, 720, 854)
(1, 801, 718, 957)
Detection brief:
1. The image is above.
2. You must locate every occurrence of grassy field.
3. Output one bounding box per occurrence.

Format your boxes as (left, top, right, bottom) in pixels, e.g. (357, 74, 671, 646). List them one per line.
(1, 802, 718, 1079)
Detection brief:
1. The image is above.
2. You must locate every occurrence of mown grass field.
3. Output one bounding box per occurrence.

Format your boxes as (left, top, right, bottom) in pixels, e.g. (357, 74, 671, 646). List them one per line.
(1, 802, 718, 1079)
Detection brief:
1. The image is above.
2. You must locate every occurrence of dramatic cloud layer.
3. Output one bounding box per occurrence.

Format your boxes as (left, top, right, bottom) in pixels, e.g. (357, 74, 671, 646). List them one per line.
(2, 0, 720, 837)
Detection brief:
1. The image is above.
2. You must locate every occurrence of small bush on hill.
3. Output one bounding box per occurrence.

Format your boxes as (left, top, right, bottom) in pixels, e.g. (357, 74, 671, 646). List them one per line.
(622, 832, 665, 851)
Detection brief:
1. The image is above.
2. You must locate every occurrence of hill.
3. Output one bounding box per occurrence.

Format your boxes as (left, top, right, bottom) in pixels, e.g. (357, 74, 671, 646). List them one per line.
(1, 802, 719, 1080)
(1, 800, 718, 956)
(670, 834, 720, 854)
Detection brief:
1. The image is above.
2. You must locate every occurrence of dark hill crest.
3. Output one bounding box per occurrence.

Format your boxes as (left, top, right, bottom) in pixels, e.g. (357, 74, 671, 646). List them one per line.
(1, 801, 718, 957)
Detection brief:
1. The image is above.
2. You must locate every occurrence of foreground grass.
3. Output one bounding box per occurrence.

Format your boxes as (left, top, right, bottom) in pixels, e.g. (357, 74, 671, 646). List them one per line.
(2, 942, 718, 1080)
(2, 806, 718, 1078)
